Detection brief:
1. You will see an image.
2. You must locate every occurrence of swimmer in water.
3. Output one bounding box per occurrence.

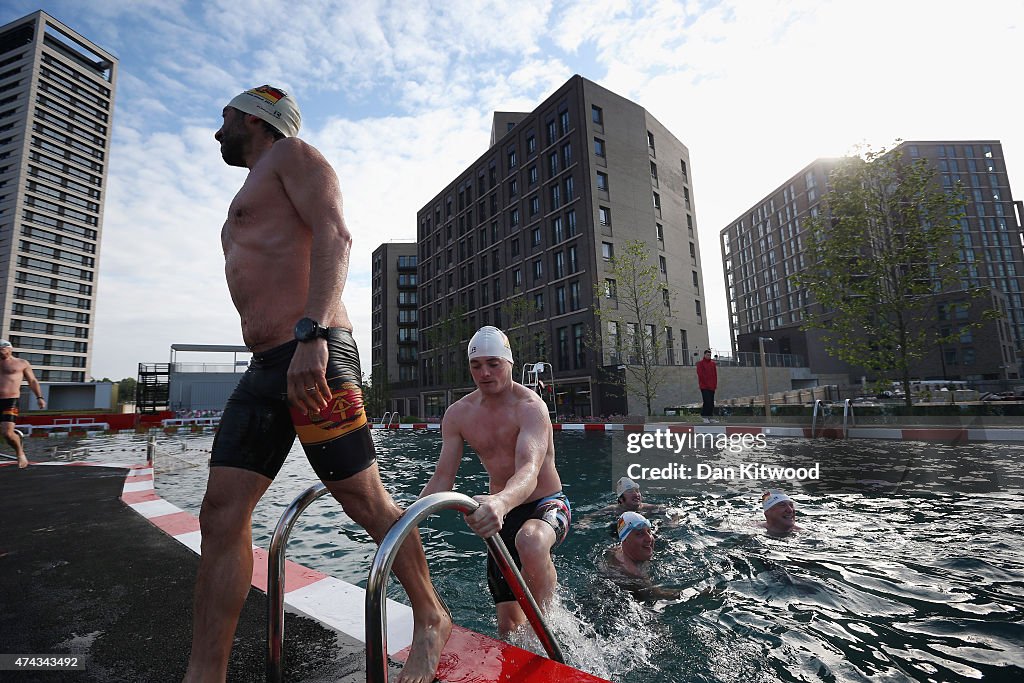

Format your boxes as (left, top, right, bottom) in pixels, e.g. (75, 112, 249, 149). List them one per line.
(758, 489, 800, 536)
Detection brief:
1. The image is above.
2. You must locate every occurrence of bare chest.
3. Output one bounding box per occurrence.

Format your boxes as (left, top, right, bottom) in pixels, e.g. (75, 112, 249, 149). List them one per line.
(221, 167, 302, 252)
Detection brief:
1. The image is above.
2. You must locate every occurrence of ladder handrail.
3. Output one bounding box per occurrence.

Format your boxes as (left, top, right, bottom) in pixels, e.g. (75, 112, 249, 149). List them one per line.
(842, 398, 854, 437)
(366, 491, 564, 683)
(267, 483, 330, 683)
(811, 399, 822, 437)
(266, 487, 565, 683)
(388, 413, 400, 428)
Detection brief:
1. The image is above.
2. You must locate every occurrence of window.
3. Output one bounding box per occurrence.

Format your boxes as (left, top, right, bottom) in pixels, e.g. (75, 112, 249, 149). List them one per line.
(592, 105, 603, 124)
(548, 152, 558, 177)
(659, 255, 667, 276)
(562, 143, 572, 169)
(656, 223, 664, 244)
(529, 195, 540, 216)
(594, 138, 605, 157)
(683, 187, 691, 210)
(680, 159, 688, 182)
(604, 278, 617, 299)
(528, 165, 538, 186)
(608, 321, 620, 362)
(559, 110, 570, 136)
(599, 206, 611, 226)
(556, 286, 566, 314)
(558, 327, 570, 369)
(596, 172, 609, 192)
(650, 162, 658, 182)
(568, 245, 578, 273)
(689, 242, 696, 264)
(695, 300, 702, 318)
(546, 119, 557, 145)
(553, 251, 565, 278)
(509, 178, 518, 198)
(510, 207, 519, 227)
(550, 184, 561, 210)
(507, 146, 517, 170)
(602, 242, 614, 261)
(533, 258, 543, 281)
(570, 281, 580, 311)
(513, 268, 522, 289)
(692, 271, 699, 292)
(532, 227, 542, 247)
(567, 209, 577, 236)
(527, 135, 536, 155)
(573, 323, 585, 368)
(552, 217, 564, 243)
(564, 175, 575, 201)
(511, 238, 520, 256)
(534, 292, 544, 313)
(662, 289, 670, 307)
(647, 130, 655, 156)
(653, 191, 661, 210)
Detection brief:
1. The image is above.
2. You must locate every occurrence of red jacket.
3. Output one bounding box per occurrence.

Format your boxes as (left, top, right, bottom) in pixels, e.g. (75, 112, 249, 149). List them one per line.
(696, 358, 717, 390)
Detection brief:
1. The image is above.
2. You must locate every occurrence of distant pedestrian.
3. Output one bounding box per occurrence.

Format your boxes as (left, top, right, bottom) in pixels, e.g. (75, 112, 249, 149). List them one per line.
(0, 340, 45, 468)
(696, 349, 717, 424)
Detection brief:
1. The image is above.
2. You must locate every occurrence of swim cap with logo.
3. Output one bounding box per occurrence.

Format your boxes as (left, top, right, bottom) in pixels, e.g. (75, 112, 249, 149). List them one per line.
(227, 84, 301, 138)
(761, 489, 793, 511)
(467, 326, 513, 365)
(616, 511, 651, 542)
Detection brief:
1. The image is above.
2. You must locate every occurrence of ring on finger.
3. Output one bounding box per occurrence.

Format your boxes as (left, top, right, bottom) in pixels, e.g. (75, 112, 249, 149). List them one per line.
(305, 386, 316, 392)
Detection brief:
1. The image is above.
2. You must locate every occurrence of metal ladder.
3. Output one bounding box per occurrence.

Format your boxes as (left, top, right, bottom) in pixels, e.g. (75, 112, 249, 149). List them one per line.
(266, 486, 564, 683)
(521, 361, 557, 420)
(379, 412, 400, 428)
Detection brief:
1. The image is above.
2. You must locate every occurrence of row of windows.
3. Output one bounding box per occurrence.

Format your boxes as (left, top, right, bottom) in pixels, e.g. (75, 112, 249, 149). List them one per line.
(18, 351, 86, 367)
(28, 165, 102, 199)
(40, 66, 109, 110)
(41, 52, 111, 97)
(9, 335, 87, 352)
(22, 225, 96, 254)
(18, 255, 94, 282)
(20, 239, 95, 267)
(37, 93, 108, 135)
(14, 286, 91, 310)
(37, 80, 108, 123)
(15, 270, 92, 295)
(10, 317, 89, 338)
(30, 149, 103, 185)
(12, 302, 89, 324)
(31, 136, 103, 174)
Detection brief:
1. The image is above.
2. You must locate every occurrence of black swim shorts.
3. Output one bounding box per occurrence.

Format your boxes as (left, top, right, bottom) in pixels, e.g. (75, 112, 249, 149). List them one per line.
(0, 398, 18, 423)
(487, 492, 571, 604)
(210, 328, 375, 481)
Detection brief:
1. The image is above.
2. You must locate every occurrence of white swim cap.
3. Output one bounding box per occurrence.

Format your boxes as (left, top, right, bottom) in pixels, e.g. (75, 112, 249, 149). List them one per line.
(616, 511, 651, 542)
(0, 339, 10, 348)
(761, 489, 793, 511)
(467, 326, 513, 365)
(227, 84, 301, 138)
(615, 476, 640, 498)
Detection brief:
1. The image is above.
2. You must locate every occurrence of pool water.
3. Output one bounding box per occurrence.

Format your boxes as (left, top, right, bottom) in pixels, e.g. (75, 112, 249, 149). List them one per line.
(46, 430, 1024, 682)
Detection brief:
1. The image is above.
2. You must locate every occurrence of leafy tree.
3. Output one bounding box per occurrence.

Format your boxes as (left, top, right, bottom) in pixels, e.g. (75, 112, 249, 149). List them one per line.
(500, 294, 549, 371)
(791, 143, 999, 406)
(423, 305, 474, 386)
(592, 239, 672, 416)
(118, 377, 137, 405)
(363, 364, 390, 418)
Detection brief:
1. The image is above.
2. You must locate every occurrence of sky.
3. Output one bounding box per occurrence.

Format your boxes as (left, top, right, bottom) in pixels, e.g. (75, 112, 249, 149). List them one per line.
(5, 0, 1022, 381)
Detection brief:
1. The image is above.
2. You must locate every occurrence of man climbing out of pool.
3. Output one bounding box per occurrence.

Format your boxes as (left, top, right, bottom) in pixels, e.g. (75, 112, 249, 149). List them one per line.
(759, 489, 800, 536)
(0, 339, 45, 468)
(183, 84, 449, 683)
(420, 325, 571, 637)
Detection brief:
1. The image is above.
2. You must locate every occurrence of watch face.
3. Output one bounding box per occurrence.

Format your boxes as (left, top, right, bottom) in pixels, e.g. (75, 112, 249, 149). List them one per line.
(295, 318, 318, 341)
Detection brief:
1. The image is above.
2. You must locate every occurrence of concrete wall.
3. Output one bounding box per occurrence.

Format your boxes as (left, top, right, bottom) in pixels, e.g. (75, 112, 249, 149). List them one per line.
(168, 372, 244, 411)
(18, 382, 114, 412)
(625, 365, 794, 415)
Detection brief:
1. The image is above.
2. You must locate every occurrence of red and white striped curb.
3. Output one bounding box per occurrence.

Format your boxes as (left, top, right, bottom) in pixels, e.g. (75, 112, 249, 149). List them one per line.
(18, 459, 605, 682)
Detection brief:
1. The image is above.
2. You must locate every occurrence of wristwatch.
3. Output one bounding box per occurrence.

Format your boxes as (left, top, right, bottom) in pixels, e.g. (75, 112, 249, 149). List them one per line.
(294, 317, 329, 342)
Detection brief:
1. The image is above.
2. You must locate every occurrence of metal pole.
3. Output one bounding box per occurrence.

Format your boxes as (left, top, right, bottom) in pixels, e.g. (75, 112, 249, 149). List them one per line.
(267, 483, 330, 683)
(366, 492, 564, 683)
(759, 337, 773, 422)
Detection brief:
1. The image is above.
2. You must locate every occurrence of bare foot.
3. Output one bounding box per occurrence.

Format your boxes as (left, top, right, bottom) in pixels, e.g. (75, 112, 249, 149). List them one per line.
(395, 604, 452, 683)
(17, 454, 28, 469)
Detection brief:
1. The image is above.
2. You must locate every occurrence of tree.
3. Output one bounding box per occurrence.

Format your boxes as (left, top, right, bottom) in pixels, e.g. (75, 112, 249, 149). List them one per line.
(791, 143, 999, 406)
(423, 305, 474, 387)
(363, 364, 390, 418)
(592, 239, 673, 416)
(118, 377, 137, 405)
(500, 294, 549, 370)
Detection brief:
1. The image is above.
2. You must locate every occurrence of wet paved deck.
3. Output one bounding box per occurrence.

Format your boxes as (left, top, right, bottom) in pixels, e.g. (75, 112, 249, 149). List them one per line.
(0, 462, 402, 682)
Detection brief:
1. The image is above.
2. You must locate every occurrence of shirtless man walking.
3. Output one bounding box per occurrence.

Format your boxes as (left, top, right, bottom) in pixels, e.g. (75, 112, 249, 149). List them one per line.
(420, 326, 570, 636)
(183, 85, 448, 683)
(0, 340, 45, 468)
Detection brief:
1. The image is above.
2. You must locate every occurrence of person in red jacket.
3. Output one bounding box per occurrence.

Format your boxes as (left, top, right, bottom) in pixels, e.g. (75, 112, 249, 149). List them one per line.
(696, 349, 718, 424)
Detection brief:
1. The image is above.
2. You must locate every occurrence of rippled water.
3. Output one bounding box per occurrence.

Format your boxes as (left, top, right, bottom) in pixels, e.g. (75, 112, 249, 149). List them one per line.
(50, 430, 1024, 682)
